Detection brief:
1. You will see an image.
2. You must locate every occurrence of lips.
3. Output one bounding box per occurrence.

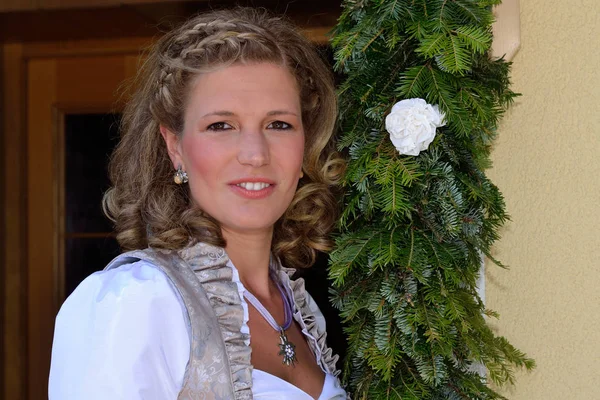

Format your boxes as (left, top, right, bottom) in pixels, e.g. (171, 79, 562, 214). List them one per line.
(228, 177, 276, 199)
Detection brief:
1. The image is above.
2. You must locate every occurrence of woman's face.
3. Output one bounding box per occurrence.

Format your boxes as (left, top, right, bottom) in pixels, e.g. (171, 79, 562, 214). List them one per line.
(161, 62, 305, 237)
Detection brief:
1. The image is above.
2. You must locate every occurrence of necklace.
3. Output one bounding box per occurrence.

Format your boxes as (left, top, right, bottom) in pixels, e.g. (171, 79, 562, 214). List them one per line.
(244, 282, 298, 366)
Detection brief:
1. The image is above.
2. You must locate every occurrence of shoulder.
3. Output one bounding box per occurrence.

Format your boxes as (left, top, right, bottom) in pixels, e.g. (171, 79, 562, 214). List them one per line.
(54, 259, 190, 346)
(60, 259, 184, 317)
(49, 260, 190, 399)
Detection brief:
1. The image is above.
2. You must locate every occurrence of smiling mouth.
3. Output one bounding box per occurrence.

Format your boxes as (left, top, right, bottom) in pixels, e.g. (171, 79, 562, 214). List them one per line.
(235, 182, 272, 191)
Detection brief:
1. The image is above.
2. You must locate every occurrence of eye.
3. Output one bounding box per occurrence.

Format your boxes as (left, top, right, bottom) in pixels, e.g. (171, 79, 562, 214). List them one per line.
(207, 122, 233, 131)
(268, 121, 292, 130)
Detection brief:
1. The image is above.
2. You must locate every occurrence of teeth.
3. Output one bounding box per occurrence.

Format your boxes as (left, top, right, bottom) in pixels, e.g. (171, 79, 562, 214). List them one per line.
(236, 182, 271, 191)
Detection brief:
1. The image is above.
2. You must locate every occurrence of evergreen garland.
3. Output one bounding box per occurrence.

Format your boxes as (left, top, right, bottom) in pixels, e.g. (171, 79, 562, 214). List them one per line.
(328, 0, 535, 398)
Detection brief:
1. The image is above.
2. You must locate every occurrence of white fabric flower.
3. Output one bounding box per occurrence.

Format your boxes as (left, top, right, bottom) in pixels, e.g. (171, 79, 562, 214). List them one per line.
(385, 98, 446, 156)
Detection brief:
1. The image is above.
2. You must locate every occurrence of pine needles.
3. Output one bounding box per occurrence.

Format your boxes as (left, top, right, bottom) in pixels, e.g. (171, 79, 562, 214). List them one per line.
(329, 0, 534, 398)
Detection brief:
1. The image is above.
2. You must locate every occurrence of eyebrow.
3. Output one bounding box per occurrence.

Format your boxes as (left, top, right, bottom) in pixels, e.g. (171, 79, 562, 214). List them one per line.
(201, 110, 298, 118)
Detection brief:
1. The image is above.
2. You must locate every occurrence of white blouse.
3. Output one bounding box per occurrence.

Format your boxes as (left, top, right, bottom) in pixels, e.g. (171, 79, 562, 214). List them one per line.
(49, 260, 347, 399)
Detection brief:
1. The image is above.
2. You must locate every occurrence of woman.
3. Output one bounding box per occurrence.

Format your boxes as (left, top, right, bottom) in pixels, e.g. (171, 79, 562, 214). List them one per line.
(49, 7, 347, 400)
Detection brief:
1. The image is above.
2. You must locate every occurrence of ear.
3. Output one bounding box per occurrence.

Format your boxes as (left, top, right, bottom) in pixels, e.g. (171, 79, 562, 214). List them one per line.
(160, 125, 183, 169)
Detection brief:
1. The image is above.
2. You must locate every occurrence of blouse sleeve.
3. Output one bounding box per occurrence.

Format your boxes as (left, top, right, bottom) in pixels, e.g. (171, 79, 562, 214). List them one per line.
(48, 260, 190, 400)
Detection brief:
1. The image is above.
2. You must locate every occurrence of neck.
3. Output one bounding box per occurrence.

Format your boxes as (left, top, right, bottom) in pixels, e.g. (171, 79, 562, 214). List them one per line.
(222, 228, 274, 299)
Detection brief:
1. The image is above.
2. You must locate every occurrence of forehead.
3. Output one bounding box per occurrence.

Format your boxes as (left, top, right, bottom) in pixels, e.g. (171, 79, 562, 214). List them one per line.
(185, 62, 301, 112)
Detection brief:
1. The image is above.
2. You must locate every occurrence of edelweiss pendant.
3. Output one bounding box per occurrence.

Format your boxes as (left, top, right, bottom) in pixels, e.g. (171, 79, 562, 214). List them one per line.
(278, 329, 297, 366)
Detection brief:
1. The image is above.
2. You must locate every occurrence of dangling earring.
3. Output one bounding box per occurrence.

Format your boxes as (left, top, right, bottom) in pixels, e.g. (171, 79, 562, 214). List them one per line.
(173, 165, 188, 184)
(299, 170, 304, 179)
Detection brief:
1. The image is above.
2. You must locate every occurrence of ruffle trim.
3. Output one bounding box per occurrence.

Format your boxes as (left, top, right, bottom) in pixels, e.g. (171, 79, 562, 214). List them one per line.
(178, 242, 253, 398)
(278, 268, 341, 378)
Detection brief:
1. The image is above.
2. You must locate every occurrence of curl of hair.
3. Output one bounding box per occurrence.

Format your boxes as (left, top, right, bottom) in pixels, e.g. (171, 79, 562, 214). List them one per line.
(103, 7, 344, 269)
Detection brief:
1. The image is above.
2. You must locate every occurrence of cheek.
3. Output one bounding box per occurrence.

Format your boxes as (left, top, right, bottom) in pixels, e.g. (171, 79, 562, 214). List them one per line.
(286, 136, 305, 169)
(180, 136, 222, 184)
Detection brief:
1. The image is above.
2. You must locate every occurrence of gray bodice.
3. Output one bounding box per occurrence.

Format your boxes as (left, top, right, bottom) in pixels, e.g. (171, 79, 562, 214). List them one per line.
(105, 242, 340, 399)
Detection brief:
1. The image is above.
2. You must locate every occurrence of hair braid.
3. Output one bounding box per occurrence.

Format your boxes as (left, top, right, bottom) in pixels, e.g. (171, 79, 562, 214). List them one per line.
(154, 17, 281, 127)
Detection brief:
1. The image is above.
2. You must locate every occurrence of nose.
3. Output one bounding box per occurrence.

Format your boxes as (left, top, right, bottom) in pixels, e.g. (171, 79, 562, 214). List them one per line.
(236, 129, 270, 167)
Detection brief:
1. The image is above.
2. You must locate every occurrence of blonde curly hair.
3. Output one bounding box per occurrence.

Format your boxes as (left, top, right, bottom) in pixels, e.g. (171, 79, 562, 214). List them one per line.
(103, 7, 344, 269)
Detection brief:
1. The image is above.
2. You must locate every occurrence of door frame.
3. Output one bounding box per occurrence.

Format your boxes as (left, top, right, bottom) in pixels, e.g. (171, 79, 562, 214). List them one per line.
(1, 36, 151, 400)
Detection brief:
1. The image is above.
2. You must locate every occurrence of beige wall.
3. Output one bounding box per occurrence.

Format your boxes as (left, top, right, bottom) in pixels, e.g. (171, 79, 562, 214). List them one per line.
(486, 0, 600, 399)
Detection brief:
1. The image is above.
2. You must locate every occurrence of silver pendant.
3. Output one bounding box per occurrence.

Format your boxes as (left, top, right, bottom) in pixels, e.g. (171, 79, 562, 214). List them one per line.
(278, 329, 297, 366)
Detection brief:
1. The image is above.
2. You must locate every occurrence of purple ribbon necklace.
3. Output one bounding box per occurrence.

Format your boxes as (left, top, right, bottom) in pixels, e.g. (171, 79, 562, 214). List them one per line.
(244, 281, 298, 366)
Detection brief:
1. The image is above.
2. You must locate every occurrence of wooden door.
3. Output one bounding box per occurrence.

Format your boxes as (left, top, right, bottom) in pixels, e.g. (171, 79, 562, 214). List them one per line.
(23, 38, 147, 400)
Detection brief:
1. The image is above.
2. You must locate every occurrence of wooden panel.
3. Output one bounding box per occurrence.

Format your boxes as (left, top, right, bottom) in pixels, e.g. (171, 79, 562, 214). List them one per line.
(0, 42, 3, 400)
(0, 0, 204, 13)
(34, 0, 127, 9)
(57, 56, 126, 104)
(26, 50, 135, 399)
(2, 42, 26, 400)
(23, 37, 151, 59)
(0, 0, 36, 12)
(1, 40, 5, 400)
(27, 58, 58, 400)
(124, 54, 143, 79)
(35, 0, 203, 9)
(3, 43, 144, 400)
(121, 54, 144, 108)
(0, 8, 158, 42)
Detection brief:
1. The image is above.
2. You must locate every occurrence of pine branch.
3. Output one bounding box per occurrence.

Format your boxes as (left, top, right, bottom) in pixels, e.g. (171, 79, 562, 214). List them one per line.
(330, 0, 533, 398)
